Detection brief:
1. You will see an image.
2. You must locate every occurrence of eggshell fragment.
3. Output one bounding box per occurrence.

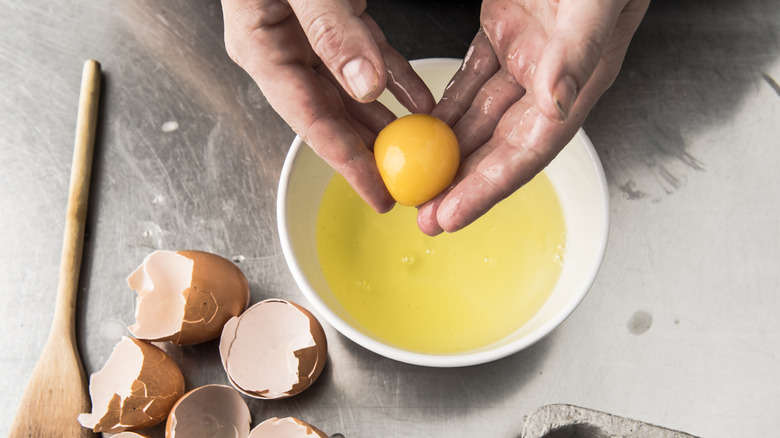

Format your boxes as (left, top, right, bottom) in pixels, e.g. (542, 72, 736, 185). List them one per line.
(78, 337, 185, 433)
(219, 299, 327, 399)
(166, 384, 251, 438)
(128, 249, 250, 345)
(249, 417, 328, 438)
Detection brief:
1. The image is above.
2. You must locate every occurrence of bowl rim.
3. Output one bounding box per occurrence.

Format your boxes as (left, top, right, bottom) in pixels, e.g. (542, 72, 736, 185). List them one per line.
(276, 58, 610, 367)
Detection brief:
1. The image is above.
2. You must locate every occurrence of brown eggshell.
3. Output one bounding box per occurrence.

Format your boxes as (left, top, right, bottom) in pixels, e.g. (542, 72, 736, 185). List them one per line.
(219, 299, 327, 399)
(166, 384, 251, 438)
(128, 249, 250, 345)
(78, 337, 185, 433)
(249, 417, 328, 438)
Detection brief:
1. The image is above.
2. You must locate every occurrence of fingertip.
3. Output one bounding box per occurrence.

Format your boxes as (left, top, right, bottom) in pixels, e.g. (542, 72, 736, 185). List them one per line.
(342, 56, 383, 102)
(362, 183, 395, 214)
(435, 195, 466, 234)
(532, 48, 578, 124)
(373, 196, 395, 214)
(416, 203, 444, 236)
(551, 74, 578, 123)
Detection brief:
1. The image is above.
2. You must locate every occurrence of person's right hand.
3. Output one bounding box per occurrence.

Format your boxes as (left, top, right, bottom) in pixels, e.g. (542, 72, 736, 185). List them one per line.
(221, 0, 435, 213)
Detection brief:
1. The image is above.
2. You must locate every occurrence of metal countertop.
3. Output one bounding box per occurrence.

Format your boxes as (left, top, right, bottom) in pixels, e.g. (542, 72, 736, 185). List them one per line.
(2, 1, 778, 436)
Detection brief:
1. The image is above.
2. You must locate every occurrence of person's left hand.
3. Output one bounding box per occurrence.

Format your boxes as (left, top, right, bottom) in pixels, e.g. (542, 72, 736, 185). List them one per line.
(417, 0, 650, 235)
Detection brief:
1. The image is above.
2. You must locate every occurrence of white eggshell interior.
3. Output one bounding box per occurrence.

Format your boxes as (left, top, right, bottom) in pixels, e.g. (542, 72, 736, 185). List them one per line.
(78, 337, 144, 428)
(127, 250, 192, 339)
(220, 300, 318, 398)
(249, 417, 324, 438)
(169, 385, 250, 438)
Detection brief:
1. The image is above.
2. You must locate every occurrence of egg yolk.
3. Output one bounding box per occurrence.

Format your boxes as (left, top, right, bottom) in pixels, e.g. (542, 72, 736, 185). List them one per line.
(374, 114, 460, 206)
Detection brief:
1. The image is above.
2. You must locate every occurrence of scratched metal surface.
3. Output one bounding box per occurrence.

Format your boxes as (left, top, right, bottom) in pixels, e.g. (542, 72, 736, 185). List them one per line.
(1, 0, 778, 437)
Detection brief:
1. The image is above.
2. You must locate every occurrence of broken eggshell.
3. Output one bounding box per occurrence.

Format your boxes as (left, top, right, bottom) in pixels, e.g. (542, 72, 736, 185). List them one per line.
(249, 417, 328, 438)
(128, 249, 250, 345)
(78, 337, 185, 433)
(219, 299, 328, 399)
(166, 384, 251, 438)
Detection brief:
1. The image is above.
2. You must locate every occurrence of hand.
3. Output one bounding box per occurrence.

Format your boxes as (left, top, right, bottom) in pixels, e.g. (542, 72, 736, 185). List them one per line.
(221, 0, 435, 213)
(417, 0, 650, 235)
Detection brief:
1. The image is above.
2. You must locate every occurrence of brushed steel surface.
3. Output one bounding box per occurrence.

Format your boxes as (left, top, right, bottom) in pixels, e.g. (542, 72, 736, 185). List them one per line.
(522, 404, 698, 438)
(2, 1, 778, 436)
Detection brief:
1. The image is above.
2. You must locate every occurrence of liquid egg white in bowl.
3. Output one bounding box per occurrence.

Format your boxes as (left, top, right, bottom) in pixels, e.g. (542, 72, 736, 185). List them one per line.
(277, 58, 609, 367)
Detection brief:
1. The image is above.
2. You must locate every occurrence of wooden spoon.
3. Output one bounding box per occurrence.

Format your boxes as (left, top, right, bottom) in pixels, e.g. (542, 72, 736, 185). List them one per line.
(9, 59, 101, 438)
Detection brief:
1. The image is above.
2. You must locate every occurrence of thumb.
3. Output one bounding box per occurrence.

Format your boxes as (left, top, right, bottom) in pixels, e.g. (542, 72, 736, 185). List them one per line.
(289, 0, 386, 102)
(534, 0, 626, 122)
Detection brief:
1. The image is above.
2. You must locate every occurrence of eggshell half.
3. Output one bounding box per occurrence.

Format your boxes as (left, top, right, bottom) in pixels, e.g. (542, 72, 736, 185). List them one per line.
(128, 249, 250, 345)
(78, 337, 185, 433)
(219, 299, 327, 399)
(166, 384, 251, 438)
(249, 417, 328, 438)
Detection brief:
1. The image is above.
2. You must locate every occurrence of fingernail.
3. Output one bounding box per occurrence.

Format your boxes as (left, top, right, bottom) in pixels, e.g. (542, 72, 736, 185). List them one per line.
(436, 195, 464, 234)
(417, 203, 444, 236)
(342, 57, 378, 101)
(553, 75, 577, 122)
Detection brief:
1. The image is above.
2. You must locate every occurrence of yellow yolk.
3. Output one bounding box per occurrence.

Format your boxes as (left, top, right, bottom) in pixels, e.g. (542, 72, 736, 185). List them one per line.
(315, 172, 567, 354)
(374, 114, 460, 206)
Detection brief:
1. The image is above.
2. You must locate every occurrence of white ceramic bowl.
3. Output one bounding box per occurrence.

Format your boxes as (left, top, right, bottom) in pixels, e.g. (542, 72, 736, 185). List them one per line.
(277, 58, 609, 367)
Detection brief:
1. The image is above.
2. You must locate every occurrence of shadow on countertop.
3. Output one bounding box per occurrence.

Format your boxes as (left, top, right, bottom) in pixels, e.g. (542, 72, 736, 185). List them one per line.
(585, 0, 780, 201)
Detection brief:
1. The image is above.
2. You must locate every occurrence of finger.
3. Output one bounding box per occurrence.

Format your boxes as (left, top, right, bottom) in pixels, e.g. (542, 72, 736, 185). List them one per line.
(417, 62, 524, 236)
(418, 34, 520, 237)
(292, 66, 396, 213)
(344, 103, 386, 148)
(343, 98, 397, 139)
(479, 0, 549, 88)
(222, 0, 394, 212)
(435, 90, 581, 233)
(362, 14, 436, 115)
(315, 62, 396, 136)
(533, 0, 627, 122)
(451, 68, 525, 158)
(222, 0, 306, 70)
(431, 28, 499, 126)
(289, 0, 387, 102)
(417, 190, 447, 236)
(432, 21, 633, 233)
(249, 54, 394, 212)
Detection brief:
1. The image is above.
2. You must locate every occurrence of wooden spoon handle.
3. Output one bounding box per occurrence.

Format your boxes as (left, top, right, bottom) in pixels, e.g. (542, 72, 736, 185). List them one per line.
(9, 60, 101, 438)
(52, 59, 101, 336)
